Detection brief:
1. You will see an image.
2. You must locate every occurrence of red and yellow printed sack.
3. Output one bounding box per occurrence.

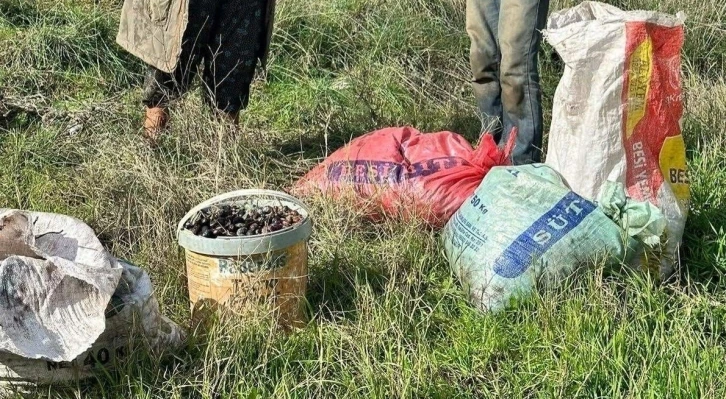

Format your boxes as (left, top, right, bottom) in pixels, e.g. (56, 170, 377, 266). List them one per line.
(543, 2, 688, 278)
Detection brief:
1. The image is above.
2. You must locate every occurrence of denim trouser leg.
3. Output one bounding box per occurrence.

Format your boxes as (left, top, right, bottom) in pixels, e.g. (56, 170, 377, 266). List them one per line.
(467, 0, 549, 164)
(466, 0, 503, 139)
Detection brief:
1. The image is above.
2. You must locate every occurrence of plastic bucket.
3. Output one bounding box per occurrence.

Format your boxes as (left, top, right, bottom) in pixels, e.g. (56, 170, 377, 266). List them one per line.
(177, 190, 312, 328)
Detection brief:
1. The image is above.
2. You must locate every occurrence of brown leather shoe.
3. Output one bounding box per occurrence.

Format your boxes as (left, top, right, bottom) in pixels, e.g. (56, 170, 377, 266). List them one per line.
(143, 106, 169, 144)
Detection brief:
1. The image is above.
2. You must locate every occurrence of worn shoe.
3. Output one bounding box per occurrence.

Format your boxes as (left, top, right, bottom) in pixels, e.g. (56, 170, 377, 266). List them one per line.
(143, 106, 169, 145)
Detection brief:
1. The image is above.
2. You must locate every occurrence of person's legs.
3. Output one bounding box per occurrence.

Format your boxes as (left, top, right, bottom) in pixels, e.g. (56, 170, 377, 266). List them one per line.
(201, 0, 269, 123)
(140, 0, 216, 141)
(141, 66, 173, 138)
(467, 0, 503, 140)
(498, 0, 549, 164)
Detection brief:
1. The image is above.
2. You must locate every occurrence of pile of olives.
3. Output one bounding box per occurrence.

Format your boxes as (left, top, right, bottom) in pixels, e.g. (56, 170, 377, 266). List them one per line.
(183, 203, 303, 239)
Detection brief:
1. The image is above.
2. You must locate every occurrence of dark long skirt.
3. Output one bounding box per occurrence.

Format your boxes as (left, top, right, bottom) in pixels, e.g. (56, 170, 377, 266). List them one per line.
(142, 0, 270, 113)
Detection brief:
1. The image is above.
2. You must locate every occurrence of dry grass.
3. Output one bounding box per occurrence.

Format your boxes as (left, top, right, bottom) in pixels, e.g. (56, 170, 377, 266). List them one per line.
(1, 0, 725, 397)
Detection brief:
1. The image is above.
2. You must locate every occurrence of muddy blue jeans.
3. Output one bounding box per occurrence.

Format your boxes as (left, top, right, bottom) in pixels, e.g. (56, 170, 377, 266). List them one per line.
(467, 0, 549, 164)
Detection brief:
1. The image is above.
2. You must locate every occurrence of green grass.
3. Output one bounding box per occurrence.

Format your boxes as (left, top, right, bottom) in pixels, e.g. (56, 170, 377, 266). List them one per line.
(1, 0, 725, 397)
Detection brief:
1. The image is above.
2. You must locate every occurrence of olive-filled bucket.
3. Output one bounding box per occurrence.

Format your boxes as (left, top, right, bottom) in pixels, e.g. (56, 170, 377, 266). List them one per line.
(177, 190, 312, 329)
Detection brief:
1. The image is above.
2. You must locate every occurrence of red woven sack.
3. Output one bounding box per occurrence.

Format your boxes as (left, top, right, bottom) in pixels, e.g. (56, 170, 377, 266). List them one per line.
(293, 126, 516, 228)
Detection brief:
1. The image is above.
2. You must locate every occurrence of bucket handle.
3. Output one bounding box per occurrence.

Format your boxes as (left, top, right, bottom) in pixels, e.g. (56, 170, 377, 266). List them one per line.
(176, 189, 307, 239)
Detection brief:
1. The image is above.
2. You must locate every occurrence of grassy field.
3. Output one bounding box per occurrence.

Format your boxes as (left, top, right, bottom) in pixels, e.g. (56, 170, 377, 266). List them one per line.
(1, 0, 725, 397)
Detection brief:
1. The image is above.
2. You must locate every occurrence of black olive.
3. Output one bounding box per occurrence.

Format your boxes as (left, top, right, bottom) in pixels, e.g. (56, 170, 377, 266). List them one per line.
(236, 228, 247, 236)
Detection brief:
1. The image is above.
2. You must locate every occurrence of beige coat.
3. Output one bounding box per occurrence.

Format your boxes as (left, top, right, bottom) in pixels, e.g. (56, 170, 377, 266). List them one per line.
(116, 0, 275, 74)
